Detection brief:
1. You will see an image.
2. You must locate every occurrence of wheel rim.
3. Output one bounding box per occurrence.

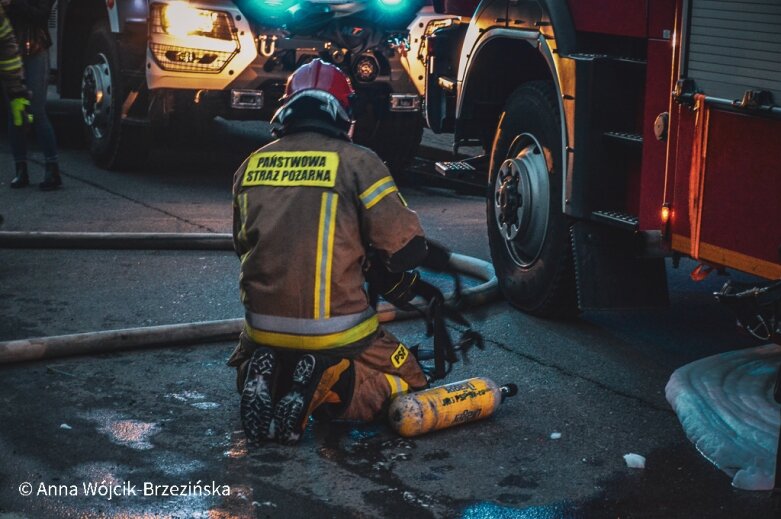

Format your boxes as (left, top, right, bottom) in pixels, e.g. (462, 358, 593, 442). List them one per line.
(81, 53, 113, 140)
(493, 133, 550, 267)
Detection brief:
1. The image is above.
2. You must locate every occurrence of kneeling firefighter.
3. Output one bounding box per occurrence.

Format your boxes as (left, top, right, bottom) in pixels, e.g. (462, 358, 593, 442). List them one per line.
(228, 59, 454, 445)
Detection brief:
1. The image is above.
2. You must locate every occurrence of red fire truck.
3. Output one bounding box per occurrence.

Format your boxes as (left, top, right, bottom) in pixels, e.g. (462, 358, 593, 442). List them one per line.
(411, 0, 781, 330)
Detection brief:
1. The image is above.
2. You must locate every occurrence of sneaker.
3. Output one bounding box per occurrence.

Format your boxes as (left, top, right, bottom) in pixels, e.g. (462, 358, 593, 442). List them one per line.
(273, 354, 319, 445)
(240, 348, 277, 443)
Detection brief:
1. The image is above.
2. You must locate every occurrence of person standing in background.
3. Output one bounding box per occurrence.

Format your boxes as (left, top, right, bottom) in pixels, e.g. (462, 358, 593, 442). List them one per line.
(0, 1, 32, 228)
(3, 0, 60, 190)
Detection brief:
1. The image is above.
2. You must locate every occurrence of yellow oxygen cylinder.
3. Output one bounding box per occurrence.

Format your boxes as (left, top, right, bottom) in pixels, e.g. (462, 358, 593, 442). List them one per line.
(388, 377, 517, 437)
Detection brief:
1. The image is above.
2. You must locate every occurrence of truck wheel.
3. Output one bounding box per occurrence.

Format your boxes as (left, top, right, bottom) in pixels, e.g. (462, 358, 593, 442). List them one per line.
(487, 81, 578, 318)
(355, 109, 423, 184)
(81, 23, 149, 170)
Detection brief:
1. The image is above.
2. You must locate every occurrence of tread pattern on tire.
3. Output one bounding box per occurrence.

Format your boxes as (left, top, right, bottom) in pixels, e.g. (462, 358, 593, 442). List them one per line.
(488, 80, 578, 318)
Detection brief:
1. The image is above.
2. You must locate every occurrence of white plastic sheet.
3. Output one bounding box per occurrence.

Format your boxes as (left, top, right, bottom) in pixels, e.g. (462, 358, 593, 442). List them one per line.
(666, 343, 781, 490)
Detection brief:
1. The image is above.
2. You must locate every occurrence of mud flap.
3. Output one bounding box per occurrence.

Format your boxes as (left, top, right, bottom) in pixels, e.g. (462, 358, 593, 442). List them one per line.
(571, 222, 669, 310)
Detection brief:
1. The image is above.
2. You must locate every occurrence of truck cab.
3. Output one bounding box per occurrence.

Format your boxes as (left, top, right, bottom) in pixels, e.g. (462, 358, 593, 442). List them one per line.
(52, 0, 426, 177)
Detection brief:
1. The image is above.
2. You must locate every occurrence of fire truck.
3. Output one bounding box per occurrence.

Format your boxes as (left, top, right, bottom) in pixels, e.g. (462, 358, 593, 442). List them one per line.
(409, 0, 781, 330)
(50, 0, 425, 175)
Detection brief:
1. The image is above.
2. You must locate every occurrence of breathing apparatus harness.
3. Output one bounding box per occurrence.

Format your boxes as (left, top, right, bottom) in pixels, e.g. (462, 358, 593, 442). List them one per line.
(366, 250, 485, 382)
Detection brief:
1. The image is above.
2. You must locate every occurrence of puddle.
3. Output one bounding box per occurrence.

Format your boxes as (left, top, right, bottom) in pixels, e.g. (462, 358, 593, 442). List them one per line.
(166, 391, 207, 402)
(190, 402, 220, 410)
(83, 410, 160, 450)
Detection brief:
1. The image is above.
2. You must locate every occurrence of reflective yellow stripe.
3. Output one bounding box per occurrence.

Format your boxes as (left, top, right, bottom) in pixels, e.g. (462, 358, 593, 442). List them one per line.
(359, 176, 398, 210)
(238, 192, 249, 246)
(384, 374, 410, 397)
(314, 192, 338, 319)
(314, 193, 327, 319)
(0, 19, 12, 38)
(243, 315, 379, 350)
(360, 177, 391, 200)
(324, 194, 338, 318)
(0, 56, 22, 71)
(365, 185, 397, 210)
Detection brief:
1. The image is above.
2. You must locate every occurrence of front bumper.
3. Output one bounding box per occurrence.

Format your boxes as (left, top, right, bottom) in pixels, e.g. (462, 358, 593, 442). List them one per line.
(146, 0, 421, 118)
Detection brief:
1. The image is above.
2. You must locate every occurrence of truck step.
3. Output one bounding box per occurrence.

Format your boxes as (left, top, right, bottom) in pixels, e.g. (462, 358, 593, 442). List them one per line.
(604, 131, 643, 145)
(407, 156, 485, 194)
(591, 210, 639, 231)
(435, 161, 476, 176)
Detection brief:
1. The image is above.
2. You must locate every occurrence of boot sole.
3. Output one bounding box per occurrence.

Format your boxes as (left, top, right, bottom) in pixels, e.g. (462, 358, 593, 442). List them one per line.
(240, 349, 277, 442)
(275, 354, 317, 445)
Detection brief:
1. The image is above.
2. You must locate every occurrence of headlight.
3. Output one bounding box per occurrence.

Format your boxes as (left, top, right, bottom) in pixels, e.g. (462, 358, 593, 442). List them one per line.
(149, 2, 239, 73)
(150, 2, 235, 41)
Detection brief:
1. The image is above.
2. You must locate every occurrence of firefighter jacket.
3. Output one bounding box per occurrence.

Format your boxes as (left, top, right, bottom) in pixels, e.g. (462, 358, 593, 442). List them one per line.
(232, 130, 425, 353)
(0, 4, 26, 98)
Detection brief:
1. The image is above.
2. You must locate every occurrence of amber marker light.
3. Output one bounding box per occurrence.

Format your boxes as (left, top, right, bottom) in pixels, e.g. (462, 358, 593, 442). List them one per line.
(660, 203, 672, 239)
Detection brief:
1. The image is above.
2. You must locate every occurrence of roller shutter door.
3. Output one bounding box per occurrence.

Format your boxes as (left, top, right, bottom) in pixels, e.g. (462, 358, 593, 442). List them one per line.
(686, 0, 781, 102)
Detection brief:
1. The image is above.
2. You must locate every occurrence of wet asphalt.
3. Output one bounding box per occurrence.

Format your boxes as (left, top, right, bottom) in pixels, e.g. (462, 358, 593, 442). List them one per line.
(0, 107, 777, 518)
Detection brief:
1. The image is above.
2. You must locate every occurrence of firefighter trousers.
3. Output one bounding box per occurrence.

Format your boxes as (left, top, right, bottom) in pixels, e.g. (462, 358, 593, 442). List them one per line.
(228, 326, 428, 422)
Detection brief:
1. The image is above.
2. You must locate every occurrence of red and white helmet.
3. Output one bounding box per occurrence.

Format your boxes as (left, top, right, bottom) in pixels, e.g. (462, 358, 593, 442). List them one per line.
(271, 59, 355, 132)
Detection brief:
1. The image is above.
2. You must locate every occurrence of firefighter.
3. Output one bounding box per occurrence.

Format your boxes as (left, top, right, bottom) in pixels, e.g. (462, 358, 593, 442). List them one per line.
(0, 2, 31, 226)
(228, 59, 451, 445)
(0, 3, 31, 130)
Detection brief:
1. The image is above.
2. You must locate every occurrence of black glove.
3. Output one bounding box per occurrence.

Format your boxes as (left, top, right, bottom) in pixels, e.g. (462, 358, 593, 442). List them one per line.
(385, 236, 453, 273)
(420, 239, 452, 271)
(366, 256, 420, 309)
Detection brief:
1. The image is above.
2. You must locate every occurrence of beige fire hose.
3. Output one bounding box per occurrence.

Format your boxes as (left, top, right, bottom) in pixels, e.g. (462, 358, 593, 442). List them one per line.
(0, 232, 498, 364)
(0, 231, 233, 250)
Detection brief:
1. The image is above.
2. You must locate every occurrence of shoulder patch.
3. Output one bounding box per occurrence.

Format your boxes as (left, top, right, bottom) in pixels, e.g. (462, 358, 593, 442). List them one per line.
(243, 151, 339, 188)
(391, 343, 409, 369)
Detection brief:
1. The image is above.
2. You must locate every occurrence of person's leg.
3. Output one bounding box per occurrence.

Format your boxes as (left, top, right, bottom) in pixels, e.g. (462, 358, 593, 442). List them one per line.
(273, 328, 428, 434)
(273, 353, 352, 444)
(228, 331, 280, 442)
(4, 90, 29, 187)
(241, 346, 279, 443)
(24, 51, 61, 189)
(339, 328, 428, 422)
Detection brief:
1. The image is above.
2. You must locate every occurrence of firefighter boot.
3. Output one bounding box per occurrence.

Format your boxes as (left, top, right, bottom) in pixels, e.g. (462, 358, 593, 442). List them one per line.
(240, 347, 278, 442)
(273, 354, 351, 445)
(10, 162, 29, 189)
(39, 162, 62, 191)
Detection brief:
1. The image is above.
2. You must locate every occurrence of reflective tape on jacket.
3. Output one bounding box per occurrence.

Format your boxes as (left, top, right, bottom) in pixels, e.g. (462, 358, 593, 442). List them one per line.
(359, 176, 398, 210)
(0, 55, 21, 72)
(0, 18, 12, 39)
(243, 309, 379, 350)
(314, 192, 339, 319)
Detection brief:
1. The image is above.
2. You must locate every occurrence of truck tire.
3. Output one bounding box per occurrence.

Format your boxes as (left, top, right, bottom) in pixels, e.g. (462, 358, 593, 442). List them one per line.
(81, 23, 149, 170)
(487, 81, 578, 318)
(355, 109, 423, 184)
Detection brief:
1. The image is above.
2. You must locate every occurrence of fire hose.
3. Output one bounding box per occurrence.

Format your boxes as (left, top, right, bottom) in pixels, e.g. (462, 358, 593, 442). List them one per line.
(0, 232, 499, 365)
